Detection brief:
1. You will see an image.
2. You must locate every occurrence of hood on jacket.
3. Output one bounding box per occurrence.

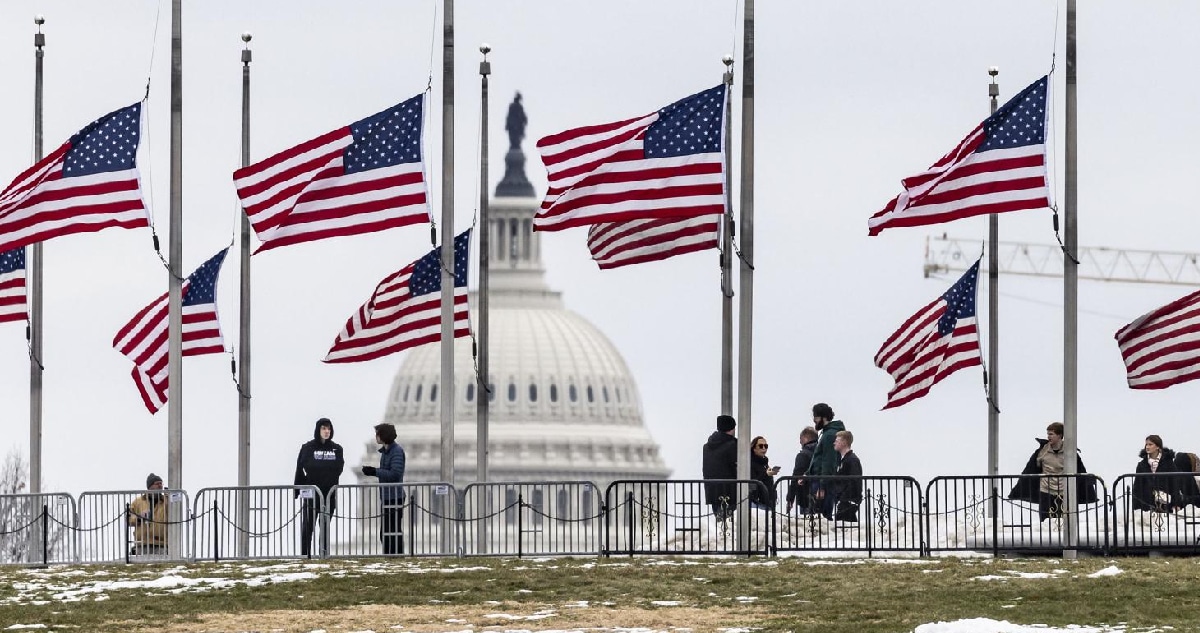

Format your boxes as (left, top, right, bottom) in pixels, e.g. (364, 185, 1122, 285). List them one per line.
(1139, 446, 1177, 461)
(313, 418, 335, 442)
(706, 430, 736, 448)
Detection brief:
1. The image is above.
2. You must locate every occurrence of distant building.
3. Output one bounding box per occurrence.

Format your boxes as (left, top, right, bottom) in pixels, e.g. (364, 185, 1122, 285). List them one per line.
(357, 94, 670, 490)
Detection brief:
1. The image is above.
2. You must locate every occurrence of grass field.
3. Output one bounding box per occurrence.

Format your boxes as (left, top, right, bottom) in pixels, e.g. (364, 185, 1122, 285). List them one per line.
(1, 555, 1198, 632)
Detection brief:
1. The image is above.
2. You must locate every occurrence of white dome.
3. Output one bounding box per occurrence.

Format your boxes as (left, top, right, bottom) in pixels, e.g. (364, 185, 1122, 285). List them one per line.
(362, 186, 670, 488)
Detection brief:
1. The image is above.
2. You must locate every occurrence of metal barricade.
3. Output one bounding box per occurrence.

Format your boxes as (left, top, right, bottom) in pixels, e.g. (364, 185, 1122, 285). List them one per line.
(0, 493, 76, 565)
(1111, 473, 1200, 554)
(460, 481, 602, 557)
(77, 490, 191, 564)
(925, 475, 1108, 555)
(192, 486, 320, 561)
(326, 483, 459, 558)
(772, 476, 923, 555)
(603, 479, 770, 556)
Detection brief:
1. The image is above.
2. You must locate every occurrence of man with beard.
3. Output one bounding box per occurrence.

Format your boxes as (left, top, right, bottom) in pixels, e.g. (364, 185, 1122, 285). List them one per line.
(804, 403, 846, 519)
(128, 473, 168, 555)
(293, 418, 345, 556)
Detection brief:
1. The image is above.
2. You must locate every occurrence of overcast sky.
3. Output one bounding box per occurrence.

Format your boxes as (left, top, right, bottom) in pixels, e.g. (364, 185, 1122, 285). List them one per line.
(2, 1, 1200, 497)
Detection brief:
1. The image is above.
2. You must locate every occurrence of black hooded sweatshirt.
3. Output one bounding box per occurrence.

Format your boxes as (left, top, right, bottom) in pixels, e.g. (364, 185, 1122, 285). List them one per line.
(294, 419, 345, 495)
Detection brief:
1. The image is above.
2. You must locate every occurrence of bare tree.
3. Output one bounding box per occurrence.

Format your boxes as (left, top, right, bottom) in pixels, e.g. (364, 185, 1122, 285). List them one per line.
(0, 448, 66, 564)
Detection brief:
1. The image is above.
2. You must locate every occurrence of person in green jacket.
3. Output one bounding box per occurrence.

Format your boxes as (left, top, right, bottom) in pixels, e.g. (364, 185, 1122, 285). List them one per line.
(804, 403, 846, 519)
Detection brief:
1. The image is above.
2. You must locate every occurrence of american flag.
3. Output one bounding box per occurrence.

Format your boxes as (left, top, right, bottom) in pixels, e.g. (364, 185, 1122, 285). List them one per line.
(587, 215, 720, 269)
(233, 93, 429, 253)
(1115, 289, 1200, 390)
(875, 259, 982, 409)
(868, 76, 1050, 236)
(534, 85, 726, 232)
(0, 103, 149, 252)
(324, 230, 471, 363)
(113, 248, 229, 414)
(0, 248, 26, 324)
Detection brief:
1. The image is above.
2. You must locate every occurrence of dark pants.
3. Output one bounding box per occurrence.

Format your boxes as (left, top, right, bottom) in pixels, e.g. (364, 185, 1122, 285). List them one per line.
(811, 483, 835, 520)
(1038, 491, 1064, 522)
(300, 494, 336, 557)
(381, 504, 405, 555)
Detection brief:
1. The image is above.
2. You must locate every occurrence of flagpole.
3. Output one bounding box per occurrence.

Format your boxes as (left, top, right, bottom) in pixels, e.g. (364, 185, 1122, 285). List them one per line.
(735, 0, 755, 554)
(167, 0, 184, 557)
(986, 67, 1000, 496)
(237, 31, 253, 559)
(29, 15, 45, 496)
(475, 43, 491, 554)
(1062, 0, 1080, 559)
(720, 55, 734, 418)
(439, 0, 456, 491)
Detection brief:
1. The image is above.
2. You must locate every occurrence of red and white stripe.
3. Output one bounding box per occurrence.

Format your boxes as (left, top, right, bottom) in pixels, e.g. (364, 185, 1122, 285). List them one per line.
(1116, 289, 1200, 390)
(113, 283, 225, 414)
(0, 255, 25, 324)
(874, 299, 982, 410)
(233, 123, 428, 253)
(324, 264, 469, 364)
(587, 215, 720, 270)
(534, 114, 725, 232)
(0, 144, 149, 253)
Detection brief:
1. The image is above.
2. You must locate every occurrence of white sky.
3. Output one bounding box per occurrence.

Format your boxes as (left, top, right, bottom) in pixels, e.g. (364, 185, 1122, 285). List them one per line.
(2, 0, 1200, 496)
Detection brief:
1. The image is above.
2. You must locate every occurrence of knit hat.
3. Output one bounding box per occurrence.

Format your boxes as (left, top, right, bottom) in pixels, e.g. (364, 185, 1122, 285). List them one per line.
(717, 415, 736, 433)
(146, 473, 163, 489)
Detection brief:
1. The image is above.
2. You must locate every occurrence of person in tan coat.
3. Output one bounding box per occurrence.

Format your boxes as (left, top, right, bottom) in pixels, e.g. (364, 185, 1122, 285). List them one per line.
(128, 473, 169, 554)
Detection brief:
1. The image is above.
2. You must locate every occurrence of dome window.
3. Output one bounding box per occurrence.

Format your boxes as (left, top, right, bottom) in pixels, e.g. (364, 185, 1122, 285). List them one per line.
(569, 385, 578, 402)
(466, 383, 475, 402)
(602, 386, 609, 403)
(586, 386, 594, 403)
(529, 384, 538, 402)
(615, 387, 622, 403)
(550, 384, 559, 402)
(430, 384, 438, 402)
(403, 386, 410, 402)
(414, 385, 423, 402)
(488, 383, 496, 402)
(507, 383, 517, 402)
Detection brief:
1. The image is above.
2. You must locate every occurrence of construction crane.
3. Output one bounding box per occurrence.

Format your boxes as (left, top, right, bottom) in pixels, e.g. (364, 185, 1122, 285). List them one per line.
(924, 234, 1200, 287)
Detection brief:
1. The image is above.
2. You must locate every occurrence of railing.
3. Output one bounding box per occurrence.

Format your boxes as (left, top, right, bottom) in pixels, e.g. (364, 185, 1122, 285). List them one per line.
(9, 473, 1200, 565)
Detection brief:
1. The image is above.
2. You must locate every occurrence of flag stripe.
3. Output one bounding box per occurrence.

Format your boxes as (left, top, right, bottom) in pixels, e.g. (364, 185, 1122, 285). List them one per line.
(587, 215, 720, 269)
(1115, 289, 1200, 389)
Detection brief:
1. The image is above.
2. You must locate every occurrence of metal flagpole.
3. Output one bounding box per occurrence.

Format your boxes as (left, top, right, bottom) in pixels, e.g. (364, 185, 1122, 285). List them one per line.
(720, 55, 734, 418)
(476, 45, 490, 484)
(476, 43, 491, 554)
(439, 0, 456, 489)
(29, 15, 46, 496)
(986, 66, 1000, 511)
(1062, 0, 1079, 559)
(237, 31, 254, 559)
(735, 0, 755, 553)
(167, 0, 185, 557)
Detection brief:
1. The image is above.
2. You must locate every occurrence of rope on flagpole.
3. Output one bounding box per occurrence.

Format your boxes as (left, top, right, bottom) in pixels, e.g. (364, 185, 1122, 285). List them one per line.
(143, 0, 163, 101)
(977, 244, 999, 414)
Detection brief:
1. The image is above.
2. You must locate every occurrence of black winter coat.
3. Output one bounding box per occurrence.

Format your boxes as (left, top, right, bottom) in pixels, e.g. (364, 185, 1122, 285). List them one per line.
(749, 453, 777, 508)
(375, 442, 407, 505)
(1132, 447, 1184, 511)
(786, 440, 817, 507)
(294, 420, 345, 497)
(1174, 452, 1200, 507)
(1007, 438, 1098, 505)
(702, 431, 738, 506)
(831, 451, 863, 506)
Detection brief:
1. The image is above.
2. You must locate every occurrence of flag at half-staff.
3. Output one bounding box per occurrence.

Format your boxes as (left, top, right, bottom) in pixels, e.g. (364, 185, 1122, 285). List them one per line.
(113, 247, 229, 413)
(1115, 289, 1200, 390)
(233, 93, 430, 253)
(0, 248, 26, 324)
(324, 229, 471, 363)
(0, 103, 149, 252)
(534, 84, 727, 232)
(868, 76, 1050, 236)
(586, 215, 720, 269)
(875, 259, 983, 409)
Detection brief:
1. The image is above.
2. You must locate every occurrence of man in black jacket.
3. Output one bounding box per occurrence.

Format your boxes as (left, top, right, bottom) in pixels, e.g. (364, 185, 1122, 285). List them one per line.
(702, 415, 738, 520)
(830, 431, 863, 522)
(1007, 422, 1098, 522)
(294, 418, 345, 556)
(786, 427, 818, 515)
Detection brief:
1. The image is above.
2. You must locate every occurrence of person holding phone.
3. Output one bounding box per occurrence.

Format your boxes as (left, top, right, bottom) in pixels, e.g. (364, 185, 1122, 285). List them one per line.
(749, 435, 780, 510)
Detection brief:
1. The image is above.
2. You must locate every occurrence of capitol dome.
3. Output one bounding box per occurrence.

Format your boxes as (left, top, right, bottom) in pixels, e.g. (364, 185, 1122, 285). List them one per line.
(360, 95, 670, 488)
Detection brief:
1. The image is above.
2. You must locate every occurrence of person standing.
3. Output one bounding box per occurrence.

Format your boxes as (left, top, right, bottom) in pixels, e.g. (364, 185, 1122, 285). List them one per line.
(361, 423, 406, 555)
(1008, 422, 1098, 522)
(1132, 434, 1182, 512)
(293, 417, 345, 557)
(804, 403, 846, 519)
(748, 436, 780, 510)
(786, 427, 819, 515)
(830, 431, 863, 522)
(128, 473, 168, 555)
(702, 415, 738, 520)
